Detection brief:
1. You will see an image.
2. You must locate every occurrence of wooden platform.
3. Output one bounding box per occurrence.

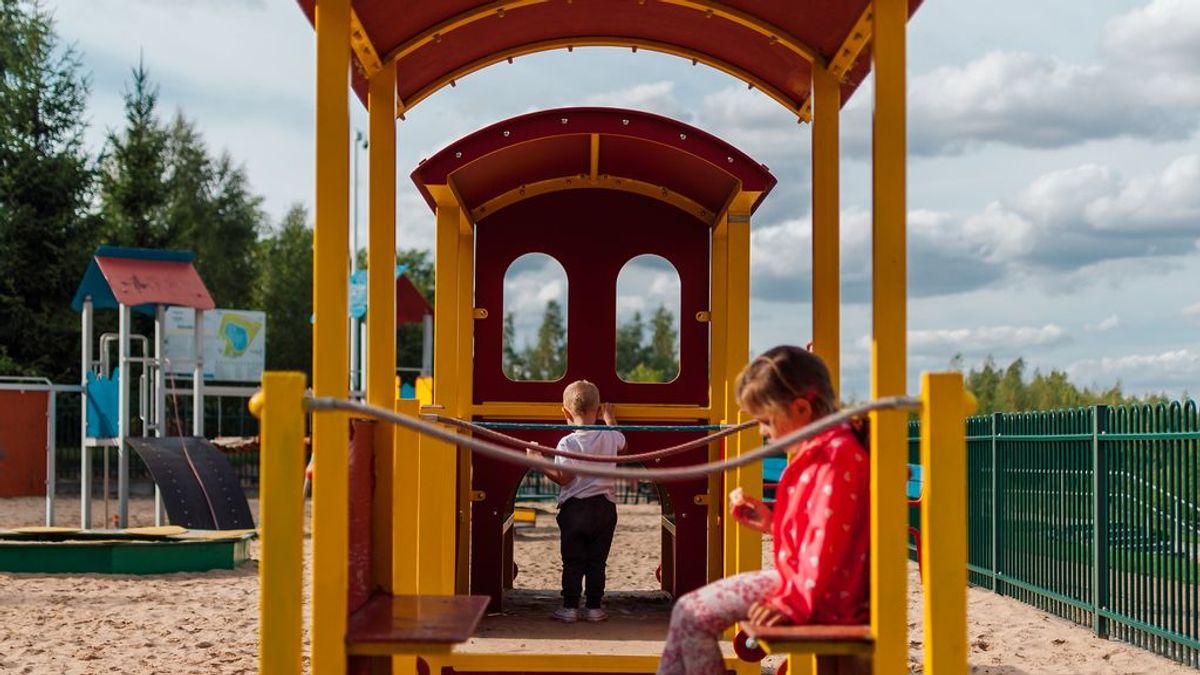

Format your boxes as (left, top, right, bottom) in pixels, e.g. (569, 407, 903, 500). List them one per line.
(346, 594, 490, 656)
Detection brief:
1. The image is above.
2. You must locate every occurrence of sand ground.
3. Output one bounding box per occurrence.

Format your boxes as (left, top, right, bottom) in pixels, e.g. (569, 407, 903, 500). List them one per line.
(0, 497, 1194, 674)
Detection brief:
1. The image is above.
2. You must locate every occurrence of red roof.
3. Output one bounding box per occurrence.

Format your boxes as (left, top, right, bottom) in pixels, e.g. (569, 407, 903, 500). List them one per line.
(294, 1, 923, 119)
(95, 256, 215, 311)
(411, 107, 776, 218)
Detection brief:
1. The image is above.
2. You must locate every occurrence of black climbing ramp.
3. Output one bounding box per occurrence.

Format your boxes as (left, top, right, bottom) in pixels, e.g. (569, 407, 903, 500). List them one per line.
(126, 437, 256, 530)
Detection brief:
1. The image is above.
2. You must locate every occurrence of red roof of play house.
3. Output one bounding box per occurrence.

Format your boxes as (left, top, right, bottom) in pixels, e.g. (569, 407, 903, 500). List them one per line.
(294, 1, 922, 119)
(396, 274, 432, 325)
(411, 107, 777, 219)
(71, 247, 215, 313)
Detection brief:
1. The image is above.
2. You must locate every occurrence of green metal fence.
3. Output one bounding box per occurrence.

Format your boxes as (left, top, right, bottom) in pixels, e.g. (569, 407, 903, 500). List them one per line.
(910, 401, 1200, 667)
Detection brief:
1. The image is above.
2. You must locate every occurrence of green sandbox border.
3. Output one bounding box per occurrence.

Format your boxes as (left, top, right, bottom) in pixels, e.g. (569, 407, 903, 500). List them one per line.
(0, 532, 255, 574)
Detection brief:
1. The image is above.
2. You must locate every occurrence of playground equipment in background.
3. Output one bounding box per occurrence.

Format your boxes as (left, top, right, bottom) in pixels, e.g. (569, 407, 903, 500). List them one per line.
(0, 525, 254, 574)
(72, 246, 214, 529)
(264, 1, 970, 674)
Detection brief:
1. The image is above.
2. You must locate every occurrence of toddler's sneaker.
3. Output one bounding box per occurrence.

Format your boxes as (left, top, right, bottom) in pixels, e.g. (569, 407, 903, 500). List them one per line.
(551, 607, 578, 623)
(584, 608, 608, 622)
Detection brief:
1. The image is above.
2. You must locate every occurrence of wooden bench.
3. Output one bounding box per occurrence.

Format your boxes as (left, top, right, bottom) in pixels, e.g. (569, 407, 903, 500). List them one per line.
(740, 624, 873, 675)
(345, 593, 489, 656)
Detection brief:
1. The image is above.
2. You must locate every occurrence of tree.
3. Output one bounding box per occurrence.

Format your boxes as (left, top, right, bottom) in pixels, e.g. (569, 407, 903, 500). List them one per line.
(252, 204, 312, 376)
(0, 0, 98, 379)
(615, 311, 645, 378)
(615, 305, 680, 383)
(98, 57, 170, 249)
(524, 299, 566, 380)
(501, 311, 525, 379)
(960, 355, 1176, 414)
(645, 305, 679, 380)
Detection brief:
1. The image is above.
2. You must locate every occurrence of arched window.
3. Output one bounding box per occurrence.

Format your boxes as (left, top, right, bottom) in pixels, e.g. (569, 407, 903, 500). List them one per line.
(503, 253, 568, 382)
(615, 255, 680, 383)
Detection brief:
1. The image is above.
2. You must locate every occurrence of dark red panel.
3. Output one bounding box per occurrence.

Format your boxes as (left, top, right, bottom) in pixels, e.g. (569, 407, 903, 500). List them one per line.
(396, 275, 432, 325)
(0, 390, 48, 497)
(473, 189, 708, 406)
(600, 136, 735, 214)
(451, 135, 590, 207)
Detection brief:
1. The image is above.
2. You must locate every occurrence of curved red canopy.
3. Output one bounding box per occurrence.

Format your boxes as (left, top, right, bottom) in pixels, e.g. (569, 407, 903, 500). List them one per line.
(295, 0, 922, 120)
(410, 107, 776, 222)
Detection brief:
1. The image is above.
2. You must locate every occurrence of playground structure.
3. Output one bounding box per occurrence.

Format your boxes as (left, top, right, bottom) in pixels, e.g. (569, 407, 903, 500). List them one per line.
(72, 246, 213, 529)
(257, 1, 971, 675)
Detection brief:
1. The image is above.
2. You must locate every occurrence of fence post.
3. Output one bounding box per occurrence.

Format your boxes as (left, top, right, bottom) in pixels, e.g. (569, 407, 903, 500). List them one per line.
(991, 412, 1001, 593)
(1091, 404, 1109, 639)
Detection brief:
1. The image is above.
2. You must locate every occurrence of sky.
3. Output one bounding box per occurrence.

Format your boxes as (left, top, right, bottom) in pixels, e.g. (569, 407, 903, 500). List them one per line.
(45, 0, 1200, 400)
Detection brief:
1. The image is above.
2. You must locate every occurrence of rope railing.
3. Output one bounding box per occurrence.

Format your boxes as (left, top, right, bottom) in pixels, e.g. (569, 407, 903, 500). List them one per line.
(306, 396, 922, 483)
(424, 414, 758, 464)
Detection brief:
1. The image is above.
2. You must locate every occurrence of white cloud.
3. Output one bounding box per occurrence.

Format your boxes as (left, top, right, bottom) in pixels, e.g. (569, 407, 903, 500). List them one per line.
(1067, 349, 1200, 389)
(585, 81, 691, 121)
(1084, 315, 1121, 333)
(900, 324, 1070, 355)
(1183, 302, 1200, 319)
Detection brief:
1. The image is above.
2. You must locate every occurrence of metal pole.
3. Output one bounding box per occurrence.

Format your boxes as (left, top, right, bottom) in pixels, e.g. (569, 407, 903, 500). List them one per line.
(153, 305, 166, 526)
(81, 297, 93, 529)
(117, 303, 131, 527)
(193, 309, 205, 437)
(45, 388, 55, 526)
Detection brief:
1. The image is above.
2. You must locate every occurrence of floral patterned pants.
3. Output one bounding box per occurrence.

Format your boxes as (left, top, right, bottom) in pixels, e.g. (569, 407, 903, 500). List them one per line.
(657, 570, 781, 675)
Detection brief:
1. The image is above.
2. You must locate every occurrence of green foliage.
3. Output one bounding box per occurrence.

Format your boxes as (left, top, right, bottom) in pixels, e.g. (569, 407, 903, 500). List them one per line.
(502, 300, 681, 383)
(0, 0, 98, 380)
(251, 204, 312, 376)
(961, 355, 1173, 414)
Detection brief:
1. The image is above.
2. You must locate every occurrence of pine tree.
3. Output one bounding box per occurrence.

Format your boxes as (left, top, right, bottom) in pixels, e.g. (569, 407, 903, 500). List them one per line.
(615, 311, 645, 379)
(0, 0, 98, 379)
(646, 305, 679, 380)
(524, 299, 566, 380)
(252, 204, 313, 376)
(502, 312, 524, 379)
(98, 57, 170, 248)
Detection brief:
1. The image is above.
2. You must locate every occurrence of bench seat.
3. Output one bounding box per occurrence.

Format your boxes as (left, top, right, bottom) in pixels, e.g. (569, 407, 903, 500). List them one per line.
(345, 593, 489, 656)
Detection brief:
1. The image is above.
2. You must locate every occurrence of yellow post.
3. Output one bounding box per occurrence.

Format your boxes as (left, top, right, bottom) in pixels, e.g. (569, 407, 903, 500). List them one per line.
(418, 197, 461, 594)
(920, 373, 968, 675)
(810, 64, 841, 397)
(870, 0, 909, 673)
(367, 63, 397, 594)
(455, 221, 475, 594)
(311, 0, 351, 671)
(725, 210, 760, 578)
(392, 398, 420, 674)
(258, 372, 306, 675)
(710, 220, 729, 582)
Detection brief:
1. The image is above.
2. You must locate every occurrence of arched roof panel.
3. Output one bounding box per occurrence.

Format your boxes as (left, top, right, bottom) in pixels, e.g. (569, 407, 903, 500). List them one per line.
(295, 0, 923, 119)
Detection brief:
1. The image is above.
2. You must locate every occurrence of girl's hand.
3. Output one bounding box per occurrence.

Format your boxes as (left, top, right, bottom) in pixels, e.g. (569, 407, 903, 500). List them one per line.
(747, 600, 790, 627)
(729, 487, 773, 533)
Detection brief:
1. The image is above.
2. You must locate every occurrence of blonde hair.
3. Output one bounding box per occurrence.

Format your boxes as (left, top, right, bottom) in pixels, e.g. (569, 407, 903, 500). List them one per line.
(562, 380, 601, 416)
(735, 345, 836, 418)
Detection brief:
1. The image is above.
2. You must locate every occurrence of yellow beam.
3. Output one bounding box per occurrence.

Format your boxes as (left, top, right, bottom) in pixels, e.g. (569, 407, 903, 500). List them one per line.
(419, 199, 462, 594)
(708, 220, 729, 584)
(469, 174, 715, 224)
(397, 38, 810, 121)
(810, 65, 841, 397)
(589, 133, 600, 179)
(366, 62, 397, 594)
(658, 0, 826, 66)
(311, 0, 350, 671)
(258, 372, 306, 675)
(794, 5, 873, 127)
(870, 1, 909, 674)
(724, 216, 759, 578)
(349, 9, 383, 79)
(466, 402, 712, 421)
(920, 372, 969, 675)
(454, 221, 475, 594)
(390, 398, 420, 674)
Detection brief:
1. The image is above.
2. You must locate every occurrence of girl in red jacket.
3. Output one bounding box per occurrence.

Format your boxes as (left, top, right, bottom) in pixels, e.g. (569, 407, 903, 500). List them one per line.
(657, 345, 870, 675)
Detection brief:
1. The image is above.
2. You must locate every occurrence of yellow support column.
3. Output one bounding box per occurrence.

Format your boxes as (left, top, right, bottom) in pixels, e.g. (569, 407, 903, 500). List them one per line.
(870, 0, 909, 673)
(419, 197, 461, 594)
(367, 62, 397, 595)
(710, 220, 730, 583)
(311, 0, 351, 671)
(257, 373, 306, 675)
(392, 398, 420, 674)
(810, 65, 841, 397)
(920, 373, 968, 675)
(725, 208, 760, 578)
(455, 216, 475, 594)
